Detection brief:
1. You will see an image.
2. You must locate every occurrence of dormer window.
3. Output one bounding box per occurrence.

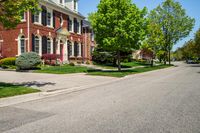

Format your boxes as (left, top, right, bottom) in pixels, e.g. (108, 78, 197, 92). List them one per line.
(74, 0, 77, 11)
(60, 0, 63, 4)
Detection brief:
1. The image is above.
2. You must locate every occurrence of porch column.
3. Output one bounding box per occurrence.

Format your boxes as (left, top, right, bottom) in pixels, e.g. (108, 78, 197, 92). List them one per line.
(63, 40, 68, 63)
(72, 41, 74, 57)
(57, 39, 60, 55)
(78, 43, 81, 57)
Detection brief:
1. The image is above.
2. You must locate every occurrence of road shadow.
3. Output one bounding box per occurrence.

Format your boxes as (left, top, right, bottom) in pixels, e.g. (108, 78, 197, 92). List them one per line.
(188, 64, 200, 67)
(15, 81, 56, 87)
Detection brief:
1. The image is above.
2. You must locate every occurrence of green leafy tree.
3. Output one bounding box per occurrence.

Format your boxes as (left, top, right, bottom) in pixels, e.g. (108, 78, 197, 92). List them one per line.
(182, 40, 196, 60)
(150, 0, 195, 65)
(89, 0, 147, 71)
(194, 28, 200, 57)
(142, 21, 165, 66)
(0, 0, 39, 28)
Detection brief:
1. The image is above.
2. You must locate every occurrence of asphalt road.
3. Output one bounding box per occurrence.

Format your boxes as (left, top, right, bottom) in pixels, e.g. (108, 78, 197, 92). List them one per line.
(1, 62, 200, 133)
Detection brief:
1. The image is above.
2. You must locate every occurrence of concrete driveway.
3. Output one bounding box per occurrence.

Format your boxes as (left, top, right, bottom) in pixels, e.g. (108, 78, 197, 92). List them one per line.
(0, 71, 116, 92)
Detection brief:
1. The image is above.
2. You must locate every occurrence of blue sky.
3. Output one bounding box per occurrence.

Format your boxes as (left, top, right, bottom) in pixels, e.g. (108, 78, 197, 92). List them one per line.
(79, 0, 200, 50)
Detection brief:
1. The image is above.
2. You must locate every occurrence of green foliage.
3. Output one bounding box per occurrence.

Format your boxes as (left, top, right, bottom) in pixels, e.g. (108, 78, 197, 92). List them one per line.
(173, 27, 200, 61)
(0, 57, 16, 66)
(16, 52, 41, 70)
(89, 0, 148, 71)
(0, 0, 39, 28)
(69, 62, 75, 66)
(150, 0, 195, 64)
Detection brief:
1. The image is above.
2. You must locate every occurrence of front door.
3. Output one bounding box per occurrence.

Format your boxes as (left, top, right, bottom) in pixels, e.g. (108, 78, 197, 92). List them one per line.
(60, 44, 64, 62)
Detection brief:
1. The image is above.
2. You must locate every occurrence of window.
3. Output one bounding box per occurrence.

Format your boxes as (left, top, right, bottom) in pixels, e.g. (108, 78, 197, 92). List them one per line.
(68, 41, 72, 57)
(47, 38, 51, 54)
(60, 0, 63, 4)
(20, 36, 26, 54)
(35, 36, 40, 54)
(74, 42, 79, 57)
(21, 12, 25, 21)
(74, 0, 77, 11)
(68, 19, 72, 32)
(34, 11, 40, 23)
(77, 21, 80, 34)
(47, 12, 52, 26)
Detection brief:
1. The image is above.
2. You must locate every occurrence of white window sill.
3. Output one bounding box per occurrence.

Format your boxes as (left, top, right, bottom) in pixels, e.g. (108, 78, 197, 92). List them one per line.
(34, 22, 42, 26)
(46, 25, 54, 29)
(21, 20, 26, 22)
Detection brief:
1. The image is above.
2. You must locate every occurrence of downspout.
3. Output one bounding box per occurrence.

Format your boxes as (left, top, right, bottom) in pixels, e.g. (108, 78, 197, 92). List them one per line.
(27, 10, 30, 52)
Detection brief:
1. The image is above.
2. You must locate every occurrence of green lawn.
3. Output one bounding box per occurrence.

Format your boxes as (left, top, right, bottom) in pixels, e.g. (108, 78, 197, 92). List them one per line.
(35, 65, 90, 74)
(94, 61, 150, 69)
(34, 63, 172, 78)
(87, 65, 172, 77)
(0, 82, 40, 98)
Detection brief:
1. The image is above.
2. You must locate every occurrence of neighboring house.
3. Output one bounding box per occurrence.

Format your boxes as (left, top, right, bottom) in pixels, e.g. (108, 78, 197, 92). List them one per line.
(132, 49, 153, 60)
(0, 0, 92, 63)
(82, 20, 96, 63)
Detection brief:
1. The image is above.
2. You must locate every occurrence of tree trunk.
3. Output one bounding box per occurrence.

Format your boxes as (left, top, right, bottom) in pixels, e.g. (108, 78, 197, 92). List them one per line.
(113, 58, 117, 67)
(151, 58, 154, 67)
(164, 52, 167, 65)
(168, 50, 171, 65)
(117, 51, 121, 71)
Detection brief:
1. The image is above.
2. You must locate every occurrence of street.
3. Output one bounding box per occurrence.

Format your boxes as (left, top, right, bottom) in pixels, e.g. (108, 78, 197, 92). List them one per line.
(0, 62, 200, 133)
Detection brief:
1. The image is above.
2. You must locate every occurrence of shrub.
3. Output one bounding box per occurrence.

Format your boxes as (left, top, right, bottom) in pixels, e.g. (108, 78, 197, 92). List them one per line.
(0, 57, 16, 68)
(41, 54, 60, 66)
(16, 52, 41, 70)
(86, 60, 90, 65)
(69, 62, 75, 66)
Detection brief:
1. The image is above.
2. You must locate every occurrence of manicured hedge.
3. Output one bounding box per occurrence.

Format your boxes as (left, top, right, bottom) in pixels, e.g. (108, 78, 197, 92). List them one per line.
(0, 57, 16, 68)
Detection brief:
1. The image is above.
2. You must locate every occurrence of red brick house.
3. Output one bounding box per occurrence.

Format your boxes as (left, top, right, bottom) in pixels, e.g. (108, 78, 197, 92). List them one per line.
(0, 0, 93, 63)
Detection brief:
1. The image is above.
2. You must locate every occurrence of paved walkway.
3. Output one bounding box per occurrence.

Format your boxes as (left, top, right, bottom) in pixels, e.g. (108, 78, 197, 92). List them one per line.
(0, 71, 116, 92)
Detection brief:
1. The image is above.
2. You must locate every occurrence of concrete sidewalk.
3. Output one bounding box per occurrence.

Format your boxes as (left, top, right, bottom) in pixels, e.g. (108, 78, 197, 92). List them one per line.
(0, 71, 117, 107)
(0, 71, 116, 92)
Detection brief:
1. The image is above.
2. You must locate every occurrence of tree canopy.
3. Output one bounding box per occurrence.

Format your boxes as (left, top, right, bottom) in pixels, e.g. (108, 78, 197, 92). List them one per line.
(149, 0, 195, 64)
(89, 0, 147, 71)
(0, 0, 39, 28)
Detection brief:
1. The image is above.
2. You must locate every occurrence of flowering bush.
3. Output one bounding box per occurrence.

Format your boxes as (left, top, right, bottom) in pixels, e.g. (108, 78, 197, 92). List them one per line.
(41, 54, 60, 66)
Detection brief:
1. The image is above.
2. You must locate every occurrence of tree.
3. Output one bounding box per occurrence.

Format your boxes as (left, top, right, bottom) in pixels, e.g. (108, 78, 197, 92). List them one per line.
(142, 21, 165, 66)
(150, 0, 195, 65)
(0, 0, 39, 28)
(89, 0, 147, 71)
(194, 28, 200, 57)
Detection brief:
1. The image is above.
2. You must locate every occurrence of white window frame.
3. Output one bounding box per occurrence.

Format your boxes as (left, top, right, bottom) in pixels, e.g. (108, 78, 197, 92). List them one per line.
(18, 35, 26, 55)
(21, 12, 26, 22)
(46, 8, 53, 27)
(47, 38, 53, 54)
(69, 16, 74, 33)
(34, 35, 42, 56)
(77, 19, 81, 34)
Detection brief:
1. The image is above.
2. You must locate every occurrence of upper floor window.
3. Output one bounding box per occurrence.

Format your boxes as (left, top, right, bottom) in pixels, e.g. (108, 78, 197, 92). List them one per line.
(21, 12, 26, 22)
(34, 11, 40, 23)
(60, 0, 63, 4)
(74, 0, 77, 11)
(47, 11, 52, 26)
(68, 18, 73, 32)
(77, 21, 81, 34)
